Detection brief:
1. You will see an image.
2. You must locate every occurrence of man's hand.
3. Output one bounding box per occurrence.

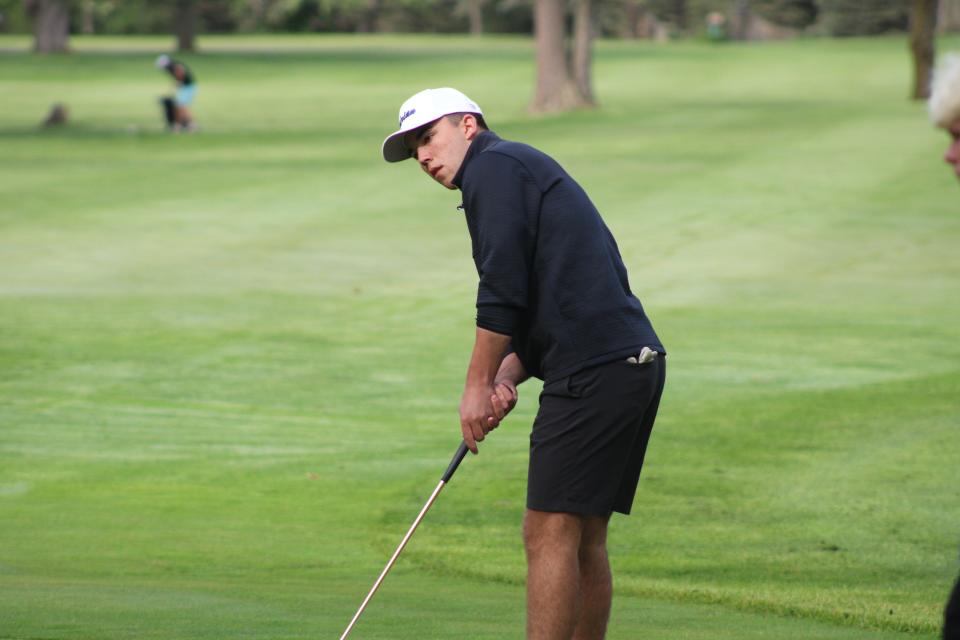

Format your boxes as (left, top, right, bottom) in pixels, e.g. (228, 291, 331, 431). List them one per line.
(460, 384, 499, 454)
(459, 328, 513, 454)
(491, 380, 518, 421)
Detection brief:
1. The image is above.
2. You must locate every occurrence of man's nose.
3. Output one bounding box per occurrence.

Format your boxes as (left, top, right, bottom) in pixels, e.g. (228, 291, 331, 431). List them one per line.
(947, 141, 960, 164)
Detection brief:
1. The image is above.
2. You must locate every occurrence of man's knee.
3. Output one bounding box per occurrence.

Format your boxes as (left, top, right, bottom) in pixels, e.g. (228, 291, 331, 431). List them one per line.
(576, 516, 610, 563)
(579, 516, 610, 548)
(524, 509, 583, 556)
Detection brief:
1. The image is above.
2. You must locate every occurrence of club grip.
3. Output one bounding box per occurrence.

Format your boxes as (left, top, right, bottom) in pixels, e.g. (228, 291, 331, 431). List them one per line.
(441, 441, 470, 483)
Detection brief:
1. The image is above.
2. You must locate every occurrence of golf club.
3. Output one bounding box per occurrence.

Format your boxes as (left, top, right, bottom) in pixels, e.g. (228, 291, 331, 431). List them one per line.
(339, 440, 470, 640)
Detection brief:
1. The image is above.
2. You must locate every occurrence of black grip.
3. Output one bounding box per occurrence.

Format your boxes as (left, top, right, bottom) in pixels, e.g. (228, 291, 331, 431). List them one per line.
(441, 441, 470, 483)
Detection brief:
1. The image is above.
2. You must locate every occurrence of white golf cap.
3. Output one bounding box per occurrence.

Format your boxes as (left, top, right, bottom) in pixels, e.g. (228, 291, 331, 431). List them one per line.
(155, 54, 171, 69)
(381, 87, 483, 162)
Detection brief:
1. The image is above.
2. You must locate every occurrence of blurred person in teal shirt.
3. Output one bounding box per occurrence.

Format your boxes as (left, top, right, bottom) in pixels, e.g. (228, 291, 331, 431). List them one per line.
(155, 55, 198, 133)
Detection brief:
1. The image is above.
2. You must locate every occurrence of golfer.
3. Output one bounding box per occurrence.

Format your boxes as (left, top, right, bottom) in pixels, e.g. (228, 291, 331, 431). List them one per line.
(382, 88, 666, 639)
(155, 54, 197, 132)
(930, 53, 960, 640)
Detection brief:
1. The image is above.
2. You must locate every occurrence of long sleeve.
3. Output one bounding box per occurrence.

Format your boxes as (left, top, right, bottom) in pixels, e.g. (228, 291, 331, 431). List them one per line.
(462, 153, 538, 336)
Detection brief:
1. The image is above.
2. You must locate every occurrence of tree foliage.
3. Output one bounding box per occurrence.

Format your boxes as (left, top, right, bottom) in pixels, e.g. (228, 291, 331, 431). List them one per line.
(603, 0, 910, 36)
(818, 0, 910, 36)
(0, 0, 925, 37)
(751, 0, 818, 28)
(646, 0, 687, 28)
(274, 0, 531, 33)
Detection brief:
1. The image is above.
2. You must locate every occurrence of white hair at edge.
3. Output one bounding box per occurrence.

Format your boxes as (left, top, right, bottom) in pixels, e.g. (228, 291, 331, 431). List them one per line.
(929, 53, 960, 128)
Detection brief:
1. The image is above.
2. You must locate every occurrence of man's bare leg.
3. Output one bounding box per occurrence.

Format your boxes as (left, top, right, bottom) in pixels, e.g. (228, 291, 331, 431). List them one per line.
(524, 509, 583, 640)
(573, 515, 612, 640)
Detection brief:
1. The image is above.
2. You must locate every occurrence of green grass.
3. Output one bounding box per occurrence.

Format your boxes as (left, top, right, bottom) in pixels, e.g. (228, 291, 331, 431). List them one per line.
(1, 33, 958, 639)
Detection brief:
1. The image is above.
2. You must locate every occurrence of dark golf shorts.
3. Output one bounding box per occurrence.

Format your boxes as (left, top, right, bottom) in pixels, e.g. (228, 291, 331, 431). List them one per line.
(527, 355, 666, 517)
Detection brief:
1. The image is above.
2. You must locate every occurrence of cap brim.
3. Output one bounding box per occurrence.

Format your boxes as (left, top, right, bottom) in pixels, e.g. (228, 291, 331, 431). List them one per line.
(381, 130, 412, 163)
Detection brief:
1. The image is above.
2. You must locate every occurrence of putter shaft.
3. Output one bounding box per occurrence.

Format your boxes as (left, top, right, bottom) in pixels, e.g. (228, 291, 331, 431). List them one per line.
(339, 442, 468, 639)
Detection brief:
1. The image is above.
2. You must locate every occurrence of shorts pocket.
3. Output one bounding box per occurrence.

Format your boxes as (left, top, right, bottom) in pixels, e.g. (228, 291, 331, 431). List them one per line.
(540, 364, 604, 401)
(539, 375, 578, 401)
(564, 366, 603, 399)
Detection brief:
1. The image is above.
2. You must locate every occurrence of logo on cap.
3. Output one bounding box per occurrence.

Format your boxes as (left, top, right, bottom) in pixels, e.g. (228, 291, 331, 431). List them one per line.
(400, 108, 416, 126)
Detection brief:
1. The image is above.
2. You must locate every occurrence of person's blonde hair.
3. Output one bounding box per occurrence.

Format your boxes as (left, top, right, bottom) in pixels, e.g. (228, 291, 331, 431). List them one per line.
(929, 53, 960, 128)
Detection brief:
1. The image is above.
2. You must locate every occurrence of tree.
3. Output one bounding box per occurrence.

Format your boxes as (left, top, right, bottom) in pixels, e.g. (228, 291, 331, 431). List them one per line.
(730, 0, 750, 39)
(356, 0, 382, 32)
(530, 0, 594, 113)
(750, 0, 819, 28)
(173, 0, 198, 52)
(24, 0, 69, 53)
(243, 0, 300, 31)
(938, 0, 960, 31)
(819, 0, 910, 36)
(458, 0, 486, 35)
(572, 0, 595, 104)
(81, 0, 94, 33)
(647, 0, 686, 31)
(909, 0, 938, 99)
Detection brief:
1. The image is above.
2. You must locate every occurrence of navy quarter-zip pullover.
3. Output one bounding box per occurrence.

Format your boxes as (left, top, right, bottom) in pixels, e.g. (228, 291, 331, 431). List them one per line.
(452, 130, 663, 382)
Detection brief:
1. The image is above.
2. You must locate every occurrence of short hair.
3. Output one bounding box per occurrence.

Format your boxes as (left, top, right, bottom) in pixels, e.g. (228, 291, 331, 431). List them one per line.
(445, 112, 488, 130)
(929, 53, 960, 128)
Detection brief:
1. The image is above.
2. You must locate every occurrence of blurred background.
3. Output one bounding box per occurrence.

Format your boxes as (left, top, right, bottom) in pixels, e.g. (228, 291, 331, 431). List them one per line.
(2, 0, 960, 44)
(1, 2, 959, 640)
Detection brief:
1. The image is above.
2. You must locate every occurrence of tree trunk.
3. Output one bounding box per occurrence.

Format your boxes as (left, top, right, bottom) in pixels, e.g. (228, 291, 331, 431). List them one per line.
(909, 0, 939, 100)
(82, 0, 95, 34)
(174, 0, 198, 53)
(572, 0, 596, 105)
(248, 0, 265, 30)
(937, 0, 960, 31)
(673, 0, 688, 30)
(531, 0, 586, 113)
(356, 0, 381, 33)
(730, 0, 751, 40)
(25, 0, 70, 53)
(624, 2, 642, 38)
(467, 0, 485, 36)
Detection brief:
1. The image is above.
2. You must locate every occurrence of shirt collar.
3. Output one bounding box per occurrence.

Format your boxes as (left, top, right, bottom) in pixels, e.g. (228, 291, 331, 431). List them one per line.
(452, 130, 501, 190)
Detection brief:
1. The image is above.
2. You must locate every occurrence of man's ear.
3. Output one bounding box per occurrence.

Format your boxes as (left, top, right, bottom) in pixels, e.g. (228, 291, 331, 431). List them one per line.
(461, 113, 480, 141)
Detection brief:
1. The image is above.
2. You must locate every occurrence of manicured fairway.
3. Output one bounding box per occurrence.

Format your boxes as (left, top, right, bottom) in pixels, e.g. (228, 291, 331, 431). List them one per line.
(1, 33, 958, 639)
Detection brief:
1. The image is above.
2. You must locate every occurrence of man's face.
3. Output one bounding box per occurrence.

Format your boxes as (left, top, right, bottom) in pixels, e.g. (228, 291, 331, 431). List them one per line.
(404, 116, 475, 190)
(945, 119, 960, 180)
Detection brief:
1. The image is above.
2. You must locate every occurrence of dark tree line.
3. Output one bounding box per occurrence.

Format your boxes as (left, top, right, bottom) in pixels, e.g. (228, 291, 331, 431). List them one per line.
(6, 0, 960, 40)
(3, 0, 952, 112)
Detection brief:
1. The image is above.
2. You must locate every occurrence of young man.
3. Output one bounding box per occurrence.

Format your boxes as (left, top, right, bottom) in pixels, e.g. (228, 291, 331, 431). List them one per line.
(382, 88, 666, 639)
(930, 54, 960, 640)
(155, 54, 198, 132)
